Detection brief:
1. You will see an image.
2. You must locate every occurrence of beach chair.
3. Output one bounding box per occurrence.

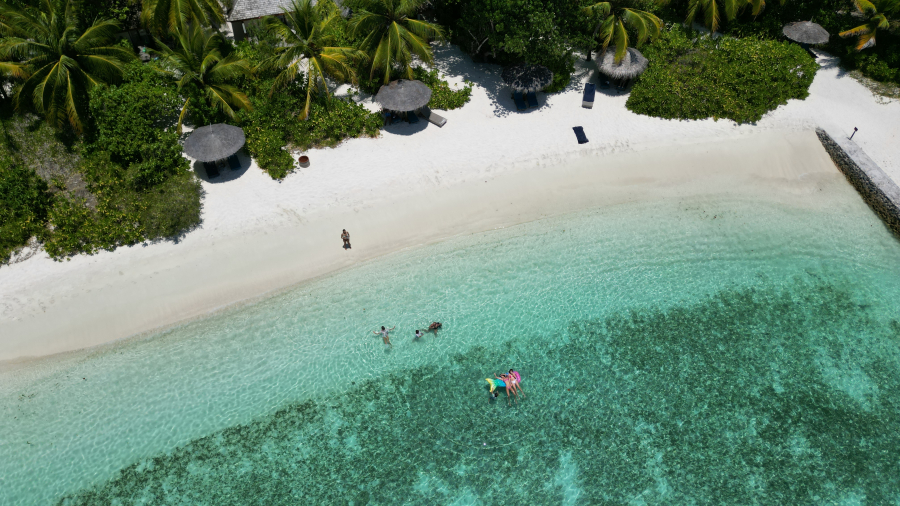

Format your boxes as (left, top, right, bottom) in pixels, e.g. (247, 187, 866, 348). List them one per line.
(203, 161, 220, 179)
(582, 83, 596, 109)
(616, 79, 630, 93)
(422, 107, 447, 127)
(382, 111, 391, 126)
(513, 91, 528, 111)
(599, 79, 611, 90)
(227, 154, 240, 170)
(572, 126, 588, 145)
(526, 91, 539, 108)
(407, 110, 420, 124)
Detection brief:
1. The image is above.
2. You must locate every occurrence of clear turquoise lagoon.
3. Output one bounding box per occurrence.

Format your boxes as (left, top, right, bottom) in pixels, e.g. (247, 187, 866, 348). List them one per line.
(3, 190, 900, 505)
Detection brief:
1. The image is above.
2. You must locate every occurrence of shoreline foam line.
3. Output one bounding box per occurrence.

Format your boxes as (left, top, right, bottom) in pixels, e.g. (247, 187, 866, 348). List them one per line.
(0, 130, 847, 363)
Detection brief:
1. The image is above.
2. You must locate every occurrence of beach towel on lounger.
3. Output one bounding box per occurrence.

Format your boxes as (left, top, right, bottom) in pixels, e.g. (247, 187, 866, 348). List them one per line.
(573, 126, 588, 144)
(582, 83, 595, 109)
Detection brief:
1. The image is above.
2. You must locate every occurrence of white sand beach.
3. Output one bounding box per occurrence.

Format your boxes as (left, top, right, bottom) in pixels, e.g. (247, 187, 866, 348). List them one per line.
(1, 46, 898, 364)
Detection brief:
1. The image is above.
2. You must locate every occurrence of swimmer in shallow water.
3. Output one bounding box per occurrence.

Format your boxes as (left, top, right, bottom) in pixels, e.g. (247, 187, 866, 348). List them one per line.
(507, 369, 524, 398)
(373, 326, 394, 347)
(414, 329, 424, 340)
(428, 322, 442, 336)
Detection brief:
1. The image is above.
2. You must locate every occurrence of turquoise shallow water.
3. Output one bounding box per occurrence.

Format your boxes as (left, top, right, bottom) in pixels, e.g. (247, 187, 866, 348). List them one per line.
(2, 190, 900, 505)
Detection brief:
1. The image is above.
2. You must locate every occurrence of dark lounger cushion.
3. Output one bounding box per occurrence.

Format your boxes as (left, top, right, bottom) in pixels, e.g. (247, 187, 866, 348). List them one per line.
(227, 154, 240, 170)
(573, 126, 588, 144)
(408, 110, 420, 123)
(526, 91, 539, 108)
(582, 83, 596, 108)
(513, 91, 528, 111)
(204, 161, 220, 178)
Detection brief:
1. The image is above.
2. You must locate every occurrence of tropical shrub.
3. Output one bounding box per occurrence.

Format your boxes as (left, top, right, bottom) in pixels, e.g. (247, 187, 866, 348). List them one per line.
(0, 158, 52, 263)
(413, 67, 472, 110)
(627, 27, 818, 123)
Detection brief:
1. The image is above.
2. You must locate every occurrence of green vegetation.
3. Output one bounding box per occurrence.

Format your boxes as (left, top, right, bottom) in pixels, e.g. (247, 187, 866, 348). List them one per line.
(413, 67, 472, 110)
(627, 27, 817, 123)
(348, 0, 446, 84)
(0, 158, 51, 262)
(153, 24, 253, 133)
(260, 0, 365, 119)
(583, 1, 663, 62)
(141, 0, 224, 36)
(0, 0, 136, 133)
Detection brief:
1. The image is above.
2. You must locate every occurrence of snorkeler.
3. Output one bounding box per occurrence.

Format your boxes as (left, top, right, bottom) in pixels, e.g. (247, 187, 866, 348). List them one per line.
(373, 326, 394, 347)
(428, 322, 442, 336)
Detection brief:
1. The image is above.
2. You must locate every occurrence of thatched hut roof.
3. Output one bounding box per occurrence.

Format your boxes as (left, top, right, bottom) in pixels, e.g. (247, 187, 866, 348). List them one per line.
(374, 79, 432, 111)
(598, 47, 649, 80)
(183, 124, 246, 162)
(783, 21, 829, 45)
(501, 64, 553, 92)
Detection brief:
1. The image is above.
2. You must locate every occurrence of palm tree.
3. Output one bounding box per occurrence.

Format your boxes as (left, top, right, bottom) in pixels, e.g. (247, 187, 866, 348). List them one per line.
(840, 0, 900, 50)
(583, 2, 663, 63)
(655, 0, 785, 33)
(0, 0, 135, 133)
(141, 0, 225, 37)
(348, 0, 445, 84)
(260, 0, 366, 120)
(153, 24, 252, 133)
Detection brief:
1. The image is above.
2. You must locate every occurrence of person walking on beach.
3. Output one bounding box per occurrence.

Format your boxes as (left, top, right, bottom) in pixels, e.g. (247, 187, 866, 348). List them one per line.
(341, 229, 351, 249)
(374, 326, 394, 347)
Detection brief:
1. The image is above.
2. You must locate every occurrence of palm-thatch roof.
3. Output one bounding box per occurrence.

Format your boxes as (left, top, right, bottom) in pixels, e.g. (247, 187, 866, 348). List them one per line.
(374, 79, 432, 111)
(598, 47, 649, 80)
(782, 21, 829, 45)
(501, 64, 553, 92)
(183, 124, 246, 162)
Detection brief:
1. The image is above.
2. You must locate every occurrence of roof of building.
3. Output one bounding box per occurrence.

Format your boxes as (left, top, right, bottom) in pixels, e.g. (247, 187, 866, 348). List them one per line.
(229, 0, 345, 21)
(229, 0, 292, 21)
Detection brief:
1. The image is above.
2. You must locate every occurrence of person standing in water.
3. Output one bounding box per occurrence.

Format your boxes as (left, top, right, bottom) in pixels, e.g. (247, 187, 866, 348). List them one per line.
(414, 330, 424, 340)
(374, 326, 394, 347)
(341, 229, 351, 249)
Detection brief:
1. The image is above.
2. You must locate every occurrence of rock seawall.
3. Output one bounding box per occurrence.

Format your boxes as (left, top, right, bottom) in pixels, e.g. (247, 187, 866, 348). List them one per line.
(816, 128, 900, 236)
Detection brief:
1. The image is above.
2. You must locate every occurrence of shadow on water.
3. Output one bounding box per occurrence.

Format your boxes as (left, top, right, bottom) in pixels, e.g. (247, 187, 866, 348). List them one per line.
(58, 274, 900, 505)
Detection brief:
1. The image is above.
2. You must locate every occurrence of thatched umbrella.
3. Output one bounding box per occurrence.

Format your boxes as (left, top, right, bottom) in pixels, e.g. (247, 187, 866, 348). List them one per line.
(374, 79, 432, 111)
(782, 21, 829, 45)
(183, 124, 246, 162)
(501, 64, 553, 92)
(598, 47, 649, 80)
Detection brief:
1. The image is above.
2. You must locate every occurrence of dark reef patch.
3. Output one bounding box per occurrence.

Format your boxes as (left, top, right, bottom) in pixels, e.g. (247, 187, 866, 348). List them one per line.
(58, 277, 900, 505)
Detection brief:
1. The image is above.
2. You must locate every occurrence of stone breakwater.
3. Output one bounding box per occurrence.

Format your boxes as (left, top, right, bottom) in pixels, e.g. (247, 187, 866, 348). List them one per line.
(816, 128, 900, 237)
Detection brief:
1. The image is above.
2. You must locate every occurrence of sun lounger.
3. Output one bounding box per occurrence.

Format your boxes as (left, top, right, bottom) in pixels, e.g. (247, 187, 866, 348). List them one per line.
(407, 110, 420, 124)
(526, 91, 539, 108)
(582, 83, 595, 109)
(227, 154, 240, 170)
(616, 79, 630, 93)
(600, 79, 611, 89)
(422, 107, 447, 127)
(513, 91, 528, 111)
(203, 161, 219, 178)
(572, 126, 588, 144)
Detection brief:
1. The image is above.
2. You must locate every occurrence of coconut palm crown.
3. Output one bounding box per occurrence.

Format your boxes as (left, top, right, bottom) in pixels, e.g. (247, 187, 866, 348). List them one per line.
(655, 0, 785, 33)
(0, 0, 135, 133)
(152, 24, 252, 133)
(583, 2, 663, 63)
(348, 0, 446, 84)
(259, 0, 366, 120)
(840, 0, 900, 50)
(142, 0, 225, 37)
